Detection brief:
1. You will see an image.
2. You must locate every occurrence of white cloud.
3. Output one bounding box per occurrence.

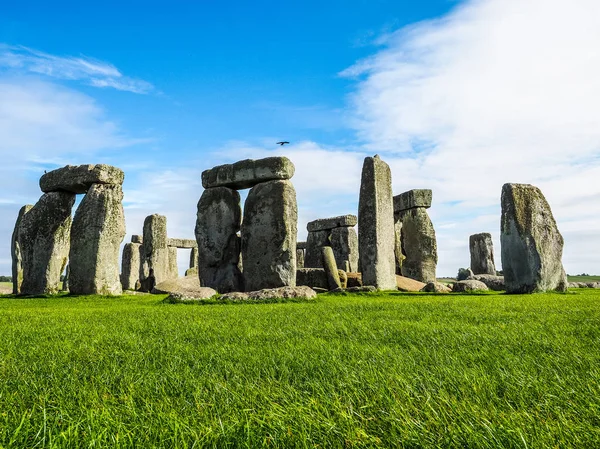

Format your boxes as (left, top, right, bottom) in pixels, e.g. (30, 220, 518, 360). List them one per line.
(340, 0, 600, 275)
(0, 45, 153, 94)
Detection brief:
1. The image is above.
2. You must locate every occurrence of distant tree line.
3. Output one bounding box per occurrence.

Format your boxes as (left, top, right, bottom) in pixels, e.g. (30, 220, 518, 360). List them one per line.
(0, 276, 11, 282)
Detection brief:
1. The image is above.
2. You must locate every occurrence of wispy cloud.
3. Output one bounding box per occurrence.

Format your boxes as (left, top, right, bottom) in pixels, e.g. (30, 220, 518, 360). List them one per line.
(0, 44, 154, 94)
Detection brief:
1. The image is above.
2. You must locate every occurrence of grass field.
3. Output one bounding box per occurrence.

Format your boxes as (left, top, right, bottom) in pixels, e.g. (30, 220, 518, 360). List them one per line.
(0, 290, 599, 448)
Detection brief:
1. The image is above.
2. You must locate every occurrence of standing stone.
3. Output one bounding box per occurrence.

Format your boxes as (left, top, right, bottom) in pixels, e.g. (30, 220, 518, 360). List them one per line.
(62, 264, 70, 291)
(296, 248, 305, 269)
(501, 183, 567, 293)
(11, 204, 33, 294)
(330, 226, 359, 272)
(195, 187, 243, 293)
(358, 155, 396, 290)
(142, 214, 169, 284)
(19, 192, 75, 295)
(394, 218, 405, 275)
(470, 233, 496, 275)
(398, 207, 437, 283)
(69, 184, 126, 295)
(121, 242, 142, 290)
(242, 180, 297, 291)
(321, 246, 342, 291)
(167, 246, 179, 280)
(305, 230, 330, 268)
(189, 247, 198, 269)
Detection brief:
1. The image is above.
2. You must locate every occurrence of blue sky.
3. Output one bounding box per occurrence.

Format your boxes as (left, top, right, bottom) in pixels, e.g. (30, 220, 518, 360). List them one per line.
(2, 0, 600, 277)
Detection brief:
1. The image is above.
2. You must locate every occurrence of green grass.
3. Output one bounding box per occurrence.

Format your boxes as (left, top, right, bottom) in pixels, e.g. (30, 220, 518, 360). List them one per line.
(567, 275, 600, 282)
(0, 290, 599, 448)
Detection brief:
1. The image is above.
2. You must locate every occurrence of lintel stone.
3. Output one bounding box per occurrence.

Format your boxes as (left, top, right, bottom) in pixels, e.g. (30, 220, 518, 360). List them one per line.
(40, 164, 124, 194)
(167, 238, 198, 248)
(201, 157, 294, 189)
(394, 189, 432, 212)
(306, 214, 357, 232)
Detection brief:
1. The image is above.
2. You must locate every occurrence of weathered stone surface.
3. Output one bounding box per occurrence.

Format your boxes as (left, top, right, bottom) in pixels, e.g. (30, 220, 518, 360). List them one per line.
(142, 214, 170, 284)
(307, 215, 357, 232)
(185, 267, 198, 277)
(346, 286, 377, 293)
(297, 241, 307, 250)
(195, 187, 243, 293)
(40, 164, 124, 194)
(69, 184, 125, 295)
(358, 155, 397, 290)
(167, 246, 179, 280)
(398, 207, 437, 283)
(501, 183, 568, 293)
(394, 189, 432, 212)
(189, 247, 198, 269)
(202, 157, 295, 189)
(420, 282, 452, 293)
(470, 233, 496, 275)
(19, 192, 75, 295)
(396, 275, 427, 292)
(470, 274, 505, 291)
(338, 270, 348, 289)
(346, 272, 362, 288)
(164, 288, 218, 303)
(153, 275, 213, 297)
(296, 268, 328, 289)
(296, 249, 305, 269)
(167, 238, 197, 248)
(121, 242, 142, 290)
(62, 264, 69, 291)
(453, 280, 489, 292)
(11, 205, 33, 294)
(394, 218, 405, 275)
(331, 226, 359, 273)
(305, 230, 330, 268)
(131, 235, 143, 244)
(242, 180, 297, 291)
(221, 286, 317, 301)
(321, 246, 341, 291)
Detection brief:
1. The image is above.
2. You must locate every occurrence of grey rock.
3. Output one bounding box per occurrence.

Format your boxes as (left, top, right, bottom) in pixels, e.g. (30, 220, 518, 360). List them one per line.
(394, 189, 432, 212)
(470, 233, 496, 275)
(321, 246, 341, 291)
(346, 272, 362, 288)
(189, 247, 198, 269)
(296, 268, 329, 289)
(242, 179, 297, 291)
(167, 238, 197, 248)
(19, 192, 75, 295)
(296, 248, 305, 269)
(453, 280, 489, 292)
(305, 230, 330, 268)
(40, 164, 124, 194)
(398, 207, 438, 283)
(221, 286, 317, 301)
(358, 155, 397, 290)
(131, 235, 143, 244)
(69, 184, 125, 295)
(121, 242, 142, 291)
(167, 246, 179, 280)
(501, 183, 568, 293)
(297, 241, 307, 250)
(154, 275, 216, 298)
(420, 282, 452, 293)
(202, 156, 295, 190)
(11, 204, 33, 294)
(164, 288, 218, 303)
(307, 214, 357, 232)
(470, 274, 505, 291)
(394, 218, 405, 275)
(195, 187, 243, 293)
(396, 275, 427, 292)
(142, 214, 170, 284)
(346, 286, 377, 293)
(331, 226, 359, 273)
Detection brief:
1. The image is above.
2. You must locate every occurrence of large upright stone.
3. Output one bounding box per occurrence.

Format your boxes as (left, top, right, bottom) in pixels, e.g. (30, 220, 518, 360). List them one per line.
(40, 164, 124, 194)
(305, 230, 330, 268)
(307, 215, 357, 232)
(167, 247, 179, 280)
(321, 246, 342, 291)
(330, 226, 359, 272)
(189, 247, 198, 270)
(358, 155, 397, 290)
(11, 205, 33, 294)
(296, 249, 305, 269)
(195, 187, 243, 293)
(121, 242, 142, 290)
(470, 233, 496, 275)
(242, 180, 297, 291)
(142, 214, 169, 284)
(501, 183, 567, 293)
(394, 219, 405, 275)
(19, 192, 75, 295)
(69, 184, 126, 295)
(202, 157, 295, 190)
(398, 207, 438, 283)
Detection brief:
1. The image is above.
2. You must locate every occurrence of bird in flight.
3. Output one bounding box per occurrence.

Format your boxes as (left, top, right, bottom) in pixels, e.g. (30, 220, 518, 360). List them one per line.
(276, 141, 290, 146)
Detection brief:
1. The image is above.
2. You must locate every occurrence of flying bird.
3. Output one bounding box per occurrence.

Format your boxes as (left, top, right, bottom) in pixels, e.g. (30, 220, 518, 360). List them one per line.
(276, 141, 290, 146)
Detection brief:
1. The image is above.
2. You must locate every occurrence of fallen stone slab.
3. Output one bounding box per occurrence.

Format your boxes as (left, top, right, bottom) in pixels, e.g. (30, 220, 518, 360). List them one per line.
(40, 164, 124, 194)
(469, 274, 504, 291)
(453, 280, 489, 292)
(164, 288, 218, 303)
(153, 275, 209, 296)
(396, 275, 427, 292)
(420, 282, 452, 293)
(202, 157, 295, 189)
(220, 286, 317, 301)
(394, 189, 432, 212)
(346, 286, 377, 293)
(167, 238, 197, 248)
(307, 215, 357, 232)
